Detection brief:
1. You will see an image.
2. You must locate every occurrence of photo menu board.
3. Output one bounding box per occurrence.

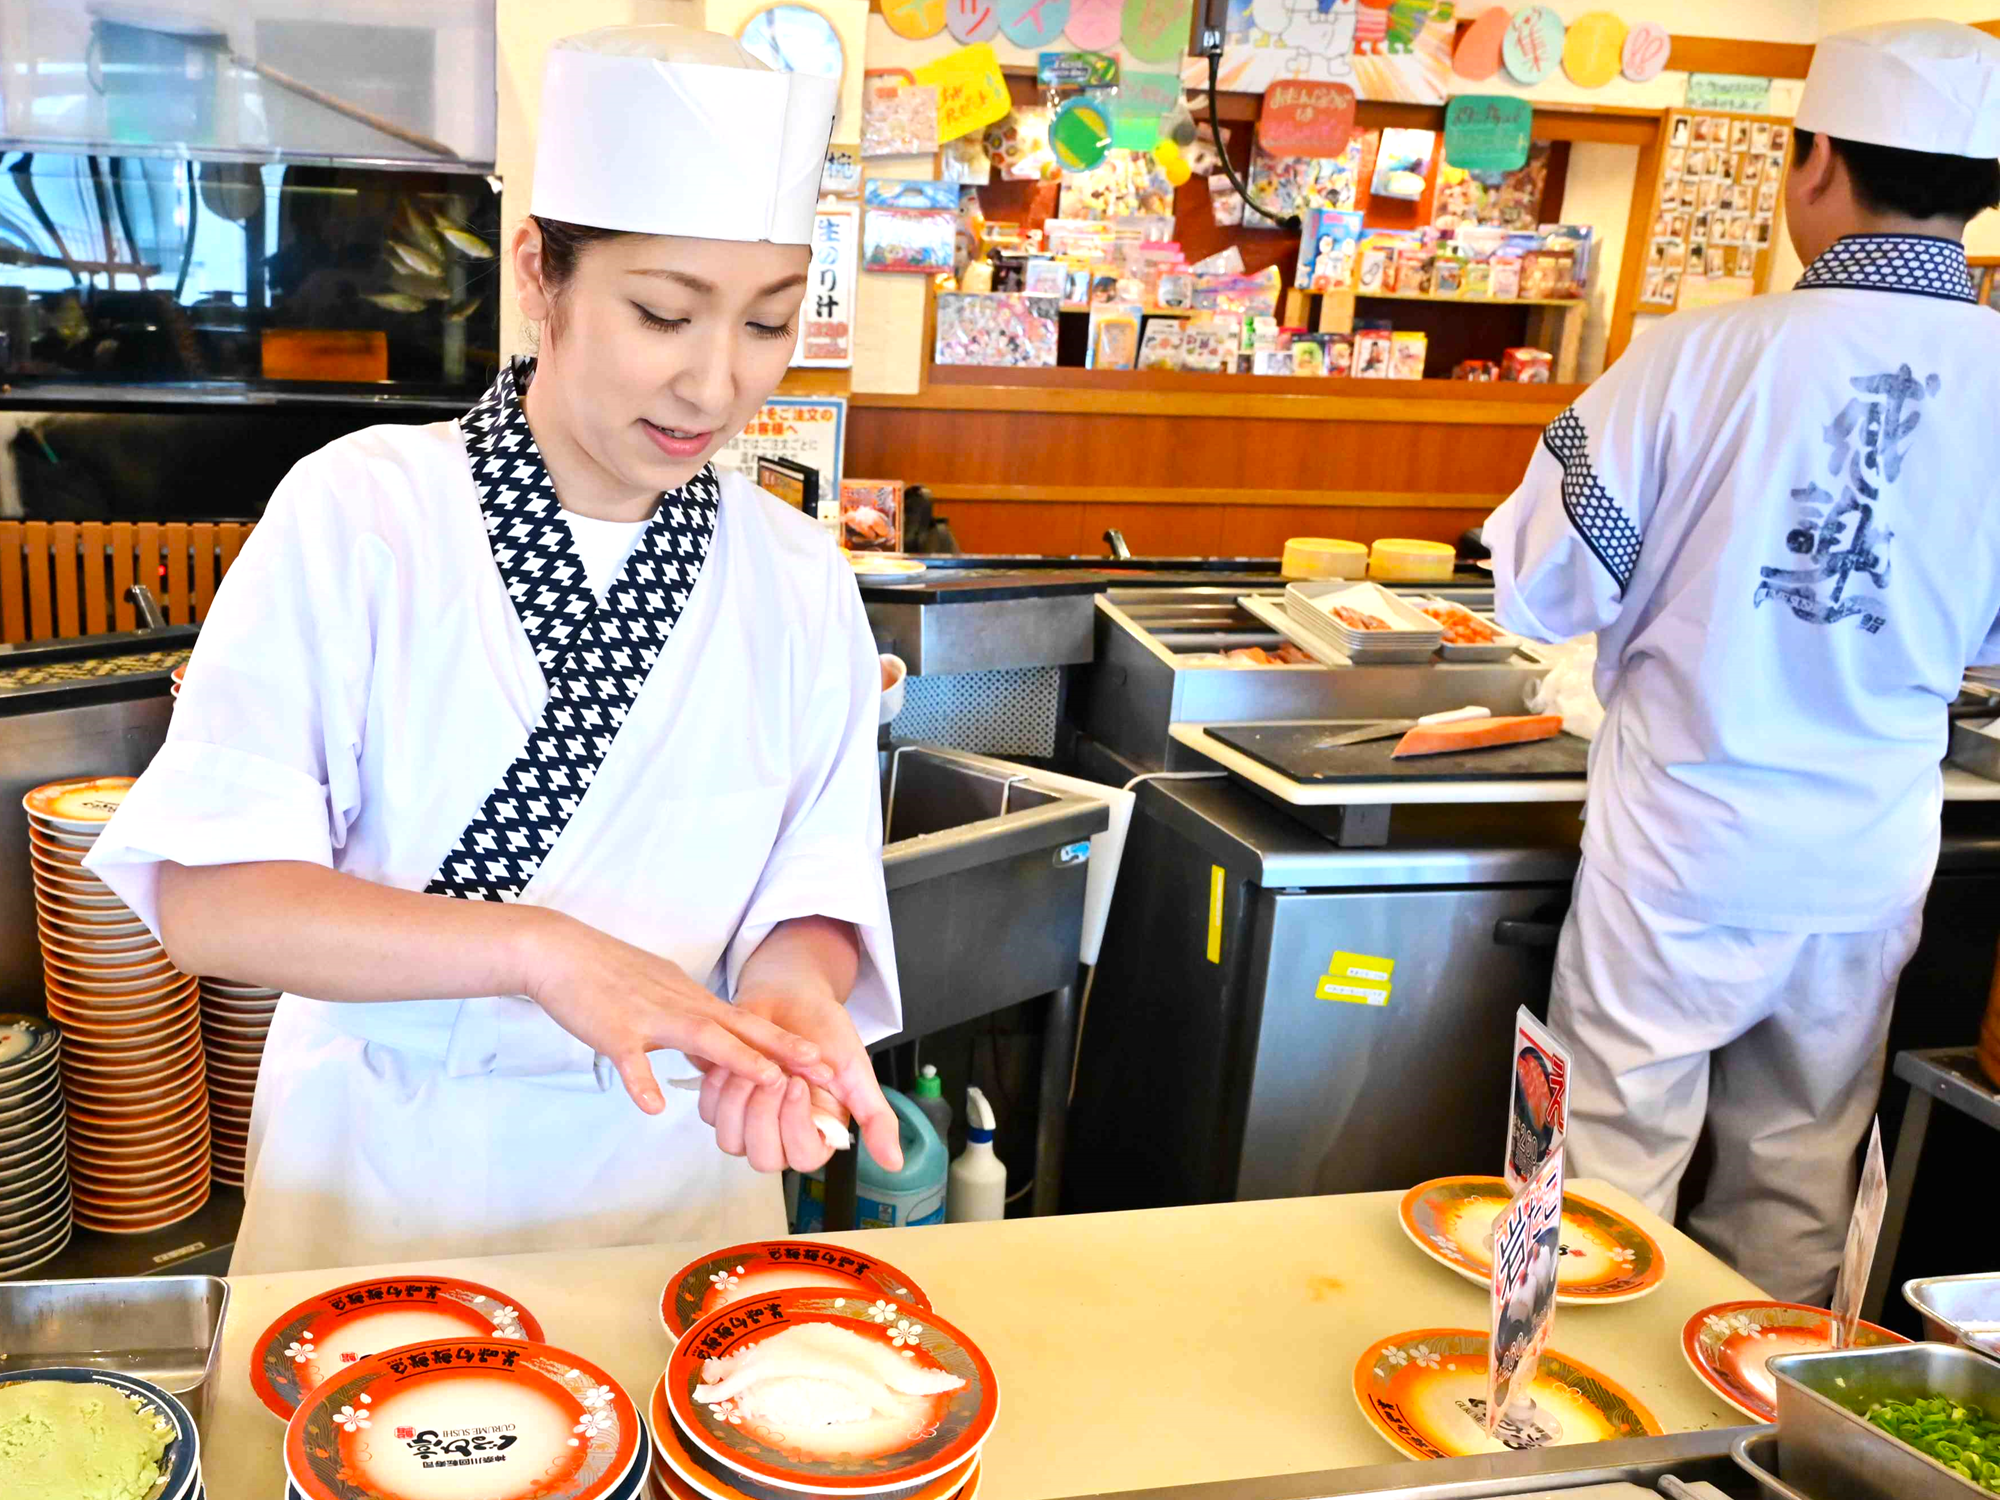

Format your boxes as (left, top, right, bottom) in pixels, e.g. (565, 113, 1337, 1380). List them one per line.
(1637, 109, 1793, 313)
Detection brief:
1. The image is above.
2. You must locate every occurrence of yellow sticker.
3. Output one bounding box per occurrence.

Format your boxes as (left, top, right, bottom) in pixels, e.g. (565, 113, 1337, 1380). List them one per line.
(1206, 865, 1224, 964)
(1316, 949, 1394, 1005)
(881, 0, 946, 39)
(914, 43, 1013, 144)
(1562, 11, 1629, 90)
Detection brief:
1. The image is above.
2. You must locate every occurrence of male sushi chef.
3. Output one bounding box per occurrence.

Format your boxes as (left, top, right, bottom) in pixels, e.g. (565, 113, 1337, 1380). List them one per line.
(1483, 19, 2000, 1303)
(83, 27, 903, 1273)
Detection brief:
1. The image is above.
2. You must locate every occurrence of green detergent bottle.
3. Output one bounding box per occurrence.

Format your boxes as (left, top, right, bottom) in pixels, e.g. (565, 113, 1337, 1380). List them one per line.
(786, 1087, 949, 1231)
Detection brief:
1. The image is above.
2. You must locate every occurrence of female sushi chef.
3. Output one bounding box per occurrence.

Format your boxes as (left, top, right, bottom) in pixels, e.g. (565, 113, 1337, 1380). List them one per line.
(83, 25, 903, 1275)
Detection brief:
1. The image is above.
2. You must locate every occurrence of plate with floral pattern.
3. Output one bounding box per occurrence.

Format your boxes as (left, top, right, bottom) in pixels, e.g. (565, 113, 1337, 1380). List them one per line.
(667, 1290, 997, 1495)
(1680, 1300, 1907, 1422)
(1399, 1176, 1666, 1303)
(661, 1240, 931, 1337)
(287, 1338, 638, 1500)
(1354, 1327, 1661, 1460)
(253, 1275, 544, 1419)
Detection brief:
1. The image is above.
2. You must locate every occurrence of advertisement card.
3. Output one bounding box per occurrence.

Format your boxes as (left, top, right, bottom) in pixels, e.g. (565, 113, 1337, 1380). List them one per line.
(1505, 1007, 1570, 1193)
(1486, 1151, 1564, 1442)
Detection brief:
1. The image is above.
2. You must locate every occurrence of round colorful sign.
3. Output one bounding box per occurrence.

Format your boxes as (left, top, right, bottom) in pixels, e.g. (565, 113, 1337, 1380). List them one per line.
(880, 0, 946, 40)
(1399, 1176, 1667, 1303)
(1049, 97, 1112, 173)
(1451, 6, 1509, 82)
(1501, 5, 1565, 87)
(1681, 1301, 1908, 1423)
(1121, 0, 1192, 65)
(253, 1276, 544, 1421)
(945, 0, 999, 45)
(661, 1240, 931, 1338)
(287, 1338, 638, 1500)
(1064, 0, 1120, 51)
(1621, 20, 1670, 83)
(1354, 1328, 1661, 1459)
(668, 1291, 998, 1495)
(1561, 11, 1628, 89)
(997, 0, 1070, 48)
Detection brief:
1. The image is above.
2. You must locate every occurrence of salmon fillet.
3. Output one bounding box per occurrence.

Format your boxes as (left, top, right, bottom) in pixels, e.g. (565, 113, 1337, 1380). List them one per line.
(1391, 714, 1563, 758)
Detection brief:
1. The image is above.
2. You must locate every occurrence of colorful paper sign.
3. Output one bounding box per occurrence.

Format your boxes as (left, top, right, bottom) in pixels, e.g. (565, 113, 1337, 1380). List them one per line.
(716, 397, 847, 499)
(1562, 11, 1628, 89)
(1687, 72, 1772, 113)
(915, 43, 1013, 142)
(1110, 69, 1181, 149)
(880, 0, 947, 40)
(820, 144, 862, 196)
(1064, 0, 1122, 51)
(945, 0, 1000, 44)
(999, 0, 1071, 49)
(1488, 1152, 1563, 1438)
(1504, 1007, 1570, 1194)
(1621, 20, 1671, 83)
(1258, 80, 1357, 157)
(1501, 6, 1565, 87)
(1443, 94, 1532, 173)
(1452, 6, 1509, 82)
(1038, 50, 1117, 88)
(1121, 0, 1192, 64)
(794, 205, 859, 368)
(1049, 96, 1112, 171)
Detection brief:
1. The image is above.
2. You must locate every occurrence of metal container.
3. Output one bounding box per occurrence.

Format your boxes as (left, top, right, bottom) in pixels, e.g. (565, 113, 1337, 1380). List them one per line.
(1732, 1430, 1818, 1500)
(0, 1274, 230, 1436)
(1769, 1342, 2000, 1500)
(1906, 1273, 2000, 1355)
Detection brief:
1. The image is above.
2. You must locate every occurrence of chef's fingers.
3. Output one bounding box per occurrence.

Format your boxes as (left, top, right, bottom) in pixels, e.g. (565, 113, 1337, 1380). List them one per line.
(711, 1071, 758, 1157)
(743, 1074, 788, 1174)
(697, 1064, 729, 1127)
(697, 997, 826, 1075)
(828, 1061, 902, 1172)
(782, 1078, 834, 1174)
(664, 1015, 787, 1087)
(614, 1052, 667, 1115)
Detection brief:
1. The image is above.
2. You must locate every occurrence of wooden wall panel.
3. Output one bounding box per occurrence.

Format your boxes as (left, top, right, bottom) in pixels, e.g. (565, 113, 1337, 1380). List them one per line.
(945, 501, 1493, 556)
(1080, 503, 1225, 558)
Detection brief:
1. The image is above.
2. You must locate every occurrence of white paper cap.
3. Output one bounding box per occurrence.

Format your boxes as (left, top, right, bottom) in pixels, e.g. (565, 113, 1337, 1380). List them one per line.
(530, 24, 837, 246)
(1796, 19, 2000, 158)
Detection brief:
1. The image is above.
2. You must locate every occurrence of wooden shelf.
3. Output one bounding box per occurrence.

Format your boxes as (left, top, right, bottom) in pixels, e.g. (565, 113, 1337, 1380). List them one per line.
(1058, 304, 1197, 317)
(1351, 292, 1586, 308)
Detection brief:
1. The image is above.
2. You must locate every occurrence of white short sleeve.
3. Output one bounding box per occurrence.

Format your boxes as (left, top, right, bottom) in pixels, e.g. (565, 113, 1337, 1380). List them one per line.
(723, 547, 901, 1045)
(84, 447, 379, 936)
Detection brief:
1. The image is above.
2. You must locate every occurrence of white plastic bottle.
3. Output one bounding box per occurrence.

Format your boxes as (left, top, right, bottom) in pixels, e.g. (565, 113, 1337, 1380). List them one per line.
(947, 1086, 1007, 1223)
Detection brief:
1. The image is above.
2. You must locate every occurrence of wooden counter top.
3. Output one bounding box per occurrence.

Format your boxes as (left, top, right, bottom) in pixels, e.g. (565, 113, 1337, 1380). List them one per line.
(204, 1184, 1762, 1500)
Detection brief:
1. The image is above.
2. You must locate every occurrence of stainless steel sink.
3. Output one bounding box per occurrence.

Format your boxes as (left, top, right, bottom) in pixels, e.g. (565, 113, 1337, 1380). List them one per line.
(880, 746, 1107, 1044)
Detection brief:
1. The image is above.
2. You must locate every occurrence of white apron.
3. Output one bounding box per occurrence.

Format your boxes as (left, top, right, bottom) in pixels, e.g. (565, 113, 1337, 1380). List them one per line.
(87, 362, 900, 1274)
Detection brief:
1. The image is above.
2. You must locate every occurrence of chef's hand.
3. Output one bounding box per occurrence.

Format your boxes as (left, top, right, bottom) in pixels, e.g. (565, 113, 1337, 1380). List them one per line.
(697, 990, 902, 1175)
(519, 910, 829, 1114)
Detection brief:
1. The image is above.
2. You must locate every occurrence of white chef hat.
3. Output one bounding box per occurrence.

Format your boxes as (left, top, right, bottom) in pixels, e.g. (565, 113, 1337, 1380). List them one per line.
(530, 24, 837, 247)
(1796, 19, 2000, 158)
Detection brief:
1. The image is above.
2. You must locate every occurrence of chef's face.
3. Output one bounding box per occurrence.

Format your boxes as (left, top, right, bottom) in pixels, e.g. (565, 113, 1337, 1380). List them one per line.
(518, 227, 810, 494)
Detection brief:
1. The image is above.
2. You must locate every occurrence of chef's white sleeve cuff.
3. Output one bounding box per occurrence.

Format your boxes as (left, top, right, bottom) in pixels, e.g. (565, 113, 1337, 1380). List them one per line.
(725, 877, 902, 1047)
(81, 740, 337, 939)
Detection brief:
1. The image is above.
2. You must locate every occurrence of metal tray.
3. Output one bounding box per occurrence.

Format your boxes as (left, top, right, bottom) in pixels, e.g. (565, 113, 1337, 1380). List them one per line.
(1771, 1342, 2000, 1500)
(0, 1274, 230, 1435)
(1732, 1430, 1819, 1500)
(1906, 1274, 2000, 1356)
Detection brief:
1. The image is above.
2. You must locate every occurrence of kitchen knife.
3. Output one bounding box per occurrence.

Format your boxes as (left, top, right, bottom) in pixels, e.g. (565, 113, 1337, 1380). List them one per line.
(1315, 706, 1491, 748)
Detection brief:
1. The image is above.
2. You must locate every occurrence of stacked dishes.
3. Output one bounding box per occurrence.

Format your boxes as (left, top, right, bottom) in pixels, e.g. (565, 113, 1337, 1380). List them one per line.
(26, 776, 211, 1235)
(654, 1242, 995, 1500)
(1284, 580, 1444, 664)
(285, 1337, 648, 1500)
(198, 978, 279, 1188)
(0, 1367, 202, 1500)
(0, 1014, 72, 1277)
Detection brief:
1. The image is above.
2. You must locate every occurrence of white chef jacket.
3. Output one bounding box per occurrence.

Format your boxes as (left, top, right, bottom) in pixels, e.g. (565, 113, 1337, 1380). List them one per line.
(1488, 234, 2000, 932)
(84, 412, 901, 1271)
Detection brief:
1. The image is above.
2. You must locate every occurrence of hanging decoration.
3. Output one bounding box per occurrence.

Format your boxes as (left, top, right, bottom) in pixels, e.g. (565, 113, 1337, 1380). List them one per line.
(915, 43, 1013, 141)
(998, 0, 1071, 49)
(880, 0, 947, 40)
(1501, 6, 1565, 87)
(1259, 80, 1357, 157)
(946, 0, 1000, 45)
(1561, 11, 1629, 89)
(1622, 21, 1671, 83)
(1452, 7, 1510, 82)
(1443, 94, 1533, 172)
(1049, 95, 1112, 171)
(1064, 0, 1121, 50)
(1121, 0, 1193, 64)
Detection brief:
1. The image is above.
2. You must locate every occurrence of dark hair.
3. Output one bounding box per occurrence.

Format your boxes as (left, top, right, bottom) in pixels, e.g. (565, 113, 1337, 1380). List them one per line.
(529, 216, 633, 340)
(1794, 128, 2000, 223)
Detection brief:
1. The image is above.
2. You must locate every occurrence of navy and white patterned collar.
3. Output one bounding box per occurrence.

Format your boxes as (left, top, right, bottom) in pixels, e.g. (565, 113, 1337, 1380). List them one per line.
(1795, 233, 1976, 303)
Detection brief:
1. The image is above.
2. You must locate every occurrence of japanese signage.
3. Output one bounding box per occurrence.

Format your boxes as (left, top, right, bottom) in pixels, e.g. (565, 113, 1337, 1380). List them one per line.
(1505, 1007, 1570, 1193)
(717, 396, 847, 500)
(1688, 72, 1772, 114)
(998, 0, 1070, 50)
(1487, 1152, 1563, 1439)
(1038, 50, 1117, 89)
(1444, 95, 1533, 174)
(794, 205, 858, 369)
(915, 43, 1012, 142)
(1120, 0, 1191, 64)
(1259, 80, 1357, 158)
(1622, 21, 1671, 83)
(821, 145, 861, 197)
(1754, 365, 1935, 632)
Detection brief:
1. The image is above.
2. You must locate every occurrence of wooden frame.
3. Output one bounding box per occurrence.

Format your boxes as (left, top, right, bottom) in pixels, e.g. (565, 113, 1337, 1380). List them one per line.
(0, 521, 255, 646)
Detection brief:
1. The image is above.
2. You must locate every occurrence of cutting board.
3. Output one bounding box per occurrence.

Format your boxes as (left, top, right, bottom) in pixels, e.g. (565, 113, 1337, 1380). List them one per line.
(1207, 722, 1591, 784)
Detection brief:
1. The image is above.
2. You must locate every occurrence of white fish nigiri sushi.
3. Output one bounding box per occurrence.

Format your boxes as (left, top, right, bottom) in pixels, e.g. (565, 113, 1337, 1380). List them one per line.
(694, 1323, 964, 1425)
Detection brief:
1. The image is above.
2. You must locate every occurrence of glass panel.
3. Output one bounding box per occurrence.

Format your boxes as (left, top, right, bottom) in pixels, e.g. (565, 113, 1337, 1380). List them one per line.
(1, 0, 495, 167)
(0, 150, 500, 397)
